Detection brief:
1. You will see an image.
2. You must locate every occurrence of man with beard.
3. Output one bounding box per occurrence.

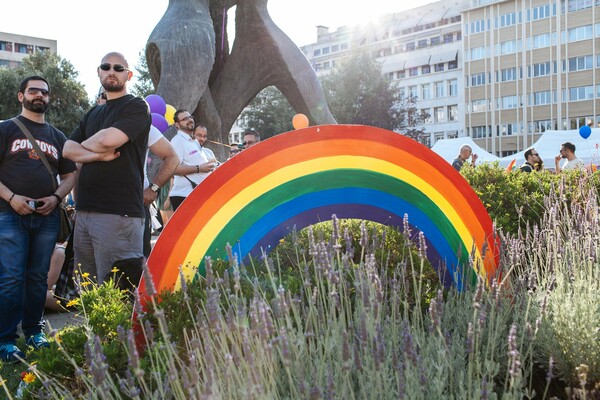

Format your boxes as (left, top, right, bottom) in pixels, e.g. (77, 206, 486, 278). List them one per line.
(64, 52, 150, 285)
(0, 76, 77, 362)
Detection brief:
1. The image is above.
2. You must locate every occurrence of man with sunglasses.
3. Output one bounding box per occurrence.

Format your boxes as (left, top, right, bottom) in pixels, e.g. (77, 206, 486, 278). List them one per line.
(554, 141, 584, 172)
(519, 148, 542, 173)
(0, 76, 77, 362)
(63, 52, 151, 286)
(168, 110, 216, 211)
(242, 128, 261, 149)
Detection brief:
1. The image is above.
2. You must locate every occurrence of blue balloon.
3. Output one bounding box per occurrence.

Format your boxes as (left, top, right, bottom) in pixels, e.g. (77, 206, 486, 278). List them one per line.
(579, 125, 592, 139)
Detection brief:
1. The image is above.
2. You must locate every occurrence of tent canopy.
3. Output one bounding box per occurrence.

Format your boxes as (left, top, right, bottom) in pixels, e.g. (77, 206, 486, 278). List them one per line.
(430, 137, 500, 164)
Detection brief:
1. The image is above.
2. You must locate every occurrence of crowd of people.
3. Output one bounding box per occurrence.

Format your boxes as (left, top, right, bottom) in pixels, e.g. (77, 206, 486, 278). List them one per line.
(0, 51, 261, 363)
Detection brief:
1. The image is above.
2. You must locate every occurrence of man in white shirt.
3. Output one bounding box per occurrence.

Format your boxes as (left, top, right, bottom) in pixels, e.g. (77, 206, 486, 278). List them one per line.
(168, 110, 216, 211)
(555, 141, 585, 172)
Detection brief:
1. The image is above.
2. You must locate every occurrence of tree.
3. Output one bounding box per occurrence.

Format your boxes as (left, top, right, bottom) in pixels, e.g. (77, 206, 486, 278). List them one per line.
(240, 86, 296, 139)
(0, 51, 90, 135)
(131, 50, 155, 99)
(398, 93, 429, 145)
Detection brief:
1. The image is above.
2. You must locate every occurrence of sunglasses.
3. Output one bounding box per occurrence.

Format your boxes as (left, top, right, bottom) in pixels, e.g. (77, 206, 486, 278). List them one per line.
(99, 63, 128, 72)
(243, 140, 256, 146)
(531, 153, 539, 156)
(26, 87, 50, 96)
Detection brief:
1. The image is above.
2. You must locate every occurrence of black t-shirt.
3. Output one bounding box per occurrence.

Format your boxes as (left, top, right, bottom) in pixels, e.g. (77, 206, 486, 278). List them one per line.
(70, 95, 150, 218)
(0, 116, 77, 212)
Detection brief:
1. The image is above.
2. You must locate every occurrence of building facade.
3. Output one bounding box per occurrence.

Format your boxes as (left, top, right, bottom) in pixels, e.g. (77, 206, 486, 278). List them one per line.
(463, 0, 600, 156)
(0, 32, 56, 68)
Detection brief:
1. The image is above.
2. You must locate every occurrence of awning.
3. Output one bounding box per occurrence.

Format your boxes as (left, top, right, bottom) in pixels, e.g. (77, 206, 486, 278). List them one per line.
(430, 50, 458, 65)
(383, 59, 406, 72)
(404, 54, 431, 69)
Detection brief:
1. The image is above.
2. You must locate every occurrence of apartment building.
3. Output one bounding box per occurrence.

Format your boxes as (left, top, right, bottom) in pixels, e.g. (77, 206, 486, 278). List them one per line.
(0, 32, 56, 68)
(300, 0, 468, 147)
(463, 0, 600, 156)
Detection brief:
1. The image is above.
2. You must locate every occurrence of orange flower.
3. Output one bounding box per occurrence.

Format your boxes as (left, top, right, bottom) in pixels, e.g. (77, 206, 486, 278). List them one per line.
(21, 372, 36, 384)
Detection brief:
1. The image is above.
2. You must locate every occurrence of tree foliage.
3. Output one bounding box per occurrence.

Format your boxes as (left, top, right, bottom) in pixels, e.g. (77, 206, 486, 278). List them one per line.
(240, 86, 296, 140)
(0, 51, 90, 135)
(131, 50, 155, 99)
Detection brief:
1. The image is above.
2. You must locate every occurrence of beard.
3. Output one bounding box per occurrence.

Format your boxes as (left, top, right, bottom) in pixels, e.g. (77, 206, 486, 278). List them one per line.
(23, 98, 48, 114)
(102, 80, 126, 93)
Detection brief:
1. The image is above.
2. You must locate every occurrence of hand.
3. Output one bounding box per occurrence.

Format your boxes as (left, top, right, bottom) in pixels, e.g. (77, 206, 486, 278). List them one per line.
(555, 155, 562, 163)
(199, 161, 216, 173)
(143, 187, 158, 206)
(96, 150, 121, 162)
(33, 195, 60, 216)
(471, 153, 478, 163)
(8, 194, 35, 216)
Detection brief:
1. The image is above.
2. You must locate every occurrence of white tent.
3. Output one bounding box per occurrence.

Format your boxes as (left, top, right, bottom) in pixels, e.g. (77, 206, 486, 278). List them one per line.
(431, 137, 500, 164)
(496, 129, 600, 168)
(432, 129, 600, 169)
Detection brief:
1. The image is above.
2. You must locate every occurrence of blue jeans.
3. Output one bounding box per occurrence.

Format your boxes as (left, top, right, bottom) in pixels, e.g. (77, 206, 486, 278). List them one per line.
(0, 208, 59, 344)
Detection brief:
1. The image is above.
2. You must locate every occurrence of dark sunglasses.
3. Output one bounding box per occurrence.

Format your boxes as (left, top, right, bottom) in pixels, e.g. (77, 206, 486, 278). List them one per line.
(26, 87, 50, 96)
(531, 153, 539, 156)
(99, 63, 128, 72)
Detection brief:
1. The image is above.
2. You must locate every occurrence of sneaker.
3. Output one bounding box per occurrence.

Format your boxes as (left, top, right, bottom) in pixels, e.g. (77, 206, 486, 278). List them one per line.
(25, 332, 50, 350)
(0, 343, 25, 363)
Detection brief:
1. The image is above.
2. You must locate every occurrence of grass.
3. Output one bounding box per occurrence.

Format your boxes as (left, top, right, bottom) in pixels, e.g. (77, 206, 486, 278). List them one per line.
(2, 177, 600, 399)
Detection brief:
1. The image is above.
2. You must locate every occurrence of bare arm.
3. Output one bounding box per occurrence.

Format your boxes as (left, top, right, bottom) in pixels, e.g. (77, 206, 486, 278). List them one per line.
(144, 138, 180, 206)
(63, 140, 120, 164)
(81, 127, 130, 153)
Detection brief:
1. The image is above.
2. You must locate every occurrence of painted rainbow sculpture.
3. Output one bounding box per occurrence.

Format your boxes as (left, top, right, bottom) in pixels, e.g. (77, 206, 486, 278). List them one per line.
(140, 125, 500, 302)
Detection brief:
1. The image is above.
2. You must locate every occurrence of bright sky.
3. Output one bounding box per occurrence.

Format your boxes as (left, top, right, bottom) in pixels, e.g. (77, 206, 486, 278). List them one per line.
(3, 0, 436, 100)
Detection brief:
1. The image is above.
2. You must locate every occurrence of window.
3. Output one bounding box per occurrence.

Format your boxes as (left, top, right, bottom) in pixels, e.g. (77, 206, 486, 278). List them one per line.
(471, 72, 486, 86)
(499, 12, 516, 27)
(331, 44, 339, 52)
(472, 99, 487, 112)
(0, 41, 10, 51)
(409, 85, 418, 98)
(422, 65, 431, 74)
(500, 67, 517, 82)
(399, 87, 406, 100)
(501, 95, 519, 109)
(430, 37, 440, 46)
(448, 79, 458, 96)
(471, 126, 488, 138)
(421, 108, 432, 124)
(323, 61, 330, 69)
(448, 105, 458, 121)
(532, 62, 551, 77)
(322, 47, 330, 55)
(434, 107, 446, 123)
(470, 19, 487, 34)
(532, 4, 551, 20)
(434, 81, 446, 98)
(569, 85, 594, 101)
(567, 0, 593, 12)
(443, 33, 454, 43)
(421, 83, 431, 100)
(417, 39, 428, 48)
(568, 25, 593, 42)
(409, 67, 419, 76)
(499, 40, 518, 54)
(470, 46, 486, 60)
(406, 42, 415, 51)
(534, 91, 552, 105)
(15, 43, 30, 54)
(532, 33, 552, 49)
(435, 63, 444, 72)
(568, 55, 593, 72)
(313, 49, 321, 57)
(448, 60, 458, 69)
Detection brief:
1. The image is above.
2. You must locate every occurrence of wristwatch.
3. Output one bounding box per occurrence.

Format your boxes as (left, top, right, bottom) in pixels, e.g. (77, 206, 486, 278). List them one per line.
(149, 183, 160, 193)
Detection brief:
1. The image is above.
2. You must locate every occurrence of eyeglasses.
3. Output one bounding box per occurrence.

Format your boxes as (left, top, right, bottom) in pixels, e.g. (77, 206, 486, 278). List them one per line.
(230, 149, 241, 154)
(26, 87, 49, 96)
(177, 115, 194, 123)
(99, 63, 129, 72)
(243, 140, 256, 146)
(531, 153, 539, 156)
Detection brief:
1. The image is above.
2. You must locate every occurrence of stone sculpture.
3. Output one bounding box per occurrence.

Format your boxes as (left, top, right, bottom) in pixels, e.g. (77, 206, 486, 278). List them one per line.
(146, 0, 336, 159)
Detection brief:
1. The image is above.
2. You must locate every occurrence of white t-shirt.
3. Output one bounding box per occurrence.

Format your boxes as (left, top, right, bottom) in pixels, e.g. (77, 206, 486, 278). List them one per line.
(169, 130, 211, 197)
(143, 125, 165, 188)
(562, 157, 585, 171)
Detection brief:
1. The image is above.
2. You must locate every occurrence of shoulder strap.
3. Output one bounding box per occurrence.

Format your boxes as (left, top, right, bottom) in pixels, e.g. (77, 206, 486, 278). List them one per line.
(12, 117, 57, 190)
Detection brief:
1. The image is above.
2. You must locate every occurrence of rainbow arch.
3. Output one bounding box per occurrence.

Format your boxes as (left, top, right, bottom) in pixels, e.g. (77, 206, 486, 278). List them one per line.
(142, 125, 500, 298)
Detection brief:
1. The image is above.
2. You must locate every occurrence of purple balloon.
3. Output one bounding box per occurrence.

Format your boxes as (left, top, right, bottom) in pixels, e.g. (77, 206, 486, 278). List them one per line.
(151, 113, 169, 133)
(145, 94, 167, 116)
(579, 125, 592, 139)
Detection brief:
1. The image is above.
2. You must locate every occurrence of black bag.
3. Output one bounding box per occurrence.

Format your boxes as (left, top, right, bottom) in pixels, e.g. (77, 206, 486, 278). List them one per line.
(54, 233, 79, 307)
(184, 175, 197, 189)
(57, 206, 73, 244)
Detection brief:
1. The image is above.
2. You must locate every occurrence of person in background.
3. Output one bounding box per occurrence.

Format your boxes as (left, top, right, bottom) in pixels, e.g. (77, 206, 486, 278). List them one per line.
(229, 143, 242, 159)
(193, 123, 219, 166)
(452, 144, 478, 171)
(554, 141, 584, 172)
(96, 86, 107, 106)
(169, 110, 216, 211)
(519, 148, 541, 173)
(63, 51, 151, 285)
(242, 128, 261, 149)
(142, 125, 179, 257)
(0, 76, 77, 362)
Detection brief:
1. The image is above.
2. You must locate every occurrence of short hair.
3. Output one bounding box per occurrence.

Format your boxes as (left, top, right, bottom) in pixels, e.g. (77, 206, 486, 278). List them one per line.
(524, 148, 535, 160)
(561, 142, 576, 153)
(194, 123, 207, 131)
(243, 129, 260, 141)
(459, 144, 472, 153)
(19, 75, 50, 94)
(173, 109, 189, 123)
